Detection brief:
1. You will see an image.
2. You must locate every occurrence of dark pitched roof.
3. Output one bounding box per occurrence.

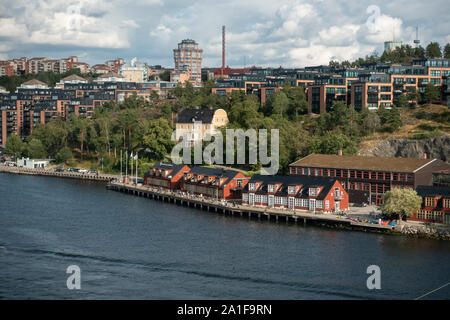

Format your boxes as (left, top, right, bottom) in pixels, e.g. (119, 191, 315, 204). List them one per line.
(189, 166, 240, 179)
(416, 186, 450, 197)
(290, 154, 438, 173)
(176, 108, 216, 124)
(144, 162, 187, 176)
(243, 174, 338, 200)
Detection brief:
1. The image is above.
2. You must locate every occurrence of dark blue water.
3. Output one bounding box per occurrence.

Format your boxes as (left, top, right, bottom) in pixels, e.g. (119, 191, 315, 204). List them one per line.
(0, 173, 449, 299)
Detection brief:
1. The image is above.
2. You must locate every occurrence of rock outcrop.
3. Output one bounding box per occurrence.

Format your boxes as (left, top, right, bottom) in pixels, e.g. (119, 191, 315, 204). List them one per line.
(359, 134, 450, 162)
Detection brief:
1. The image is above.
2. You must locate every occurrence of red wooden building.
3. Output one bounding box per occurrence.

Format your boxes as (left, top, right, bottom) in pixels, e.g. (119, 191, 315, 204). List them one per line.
(242, 175, 349, 213)
(143, 162, 190, 190)
(411, 186, 450, 224)
(181, 166, 249, 200)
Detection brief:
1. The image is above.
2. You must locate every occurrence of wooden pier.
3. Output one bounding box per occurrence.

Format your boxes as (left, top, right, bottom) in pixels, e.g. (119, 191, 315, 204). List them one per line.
(107, 181, 397, 233)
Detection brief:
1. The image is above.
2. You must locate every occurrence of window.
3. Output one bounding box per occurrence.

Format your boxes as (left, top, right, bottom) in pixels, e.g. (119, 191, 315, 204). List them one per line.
(325, 200, 329, 209)
(425, 197, 434, 207)
(444, 199, 450, 208)
(268, 184, 275, 193)
(288, 186, 295, 194)
(430, 78, 441, 85)
(430, 70, 441, 77)
(249, 183, 255, 191)
(309, 188, 316, 196)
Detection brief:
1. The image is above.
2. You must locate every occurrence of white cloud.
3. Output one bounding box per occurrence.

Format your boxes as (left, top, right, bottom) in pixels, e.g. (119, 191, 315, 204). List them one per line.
(0, 0, 449, 67)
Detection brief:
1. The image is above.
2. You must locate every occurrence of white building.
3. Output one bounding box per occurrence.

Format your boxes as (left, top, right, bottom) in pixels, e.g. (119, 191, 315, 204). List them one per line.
(119, 58, 148, 83)
(19, 79, 49, 89)
(56, 74, 88, 88)
(95, 71, 127, 82)
(17, 158, 50, 169)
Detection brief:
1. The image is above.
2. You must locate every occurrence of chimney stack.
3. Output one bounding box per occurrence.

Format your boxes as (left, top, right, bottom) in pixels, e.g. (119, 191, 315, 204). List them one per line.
(338, 150, 343, 156)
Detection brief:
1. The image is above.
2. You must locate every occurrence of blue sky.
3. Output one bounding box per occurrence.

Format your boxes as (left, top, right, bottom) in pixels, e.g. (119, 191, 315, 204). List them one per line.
(0, 0, 449, 67)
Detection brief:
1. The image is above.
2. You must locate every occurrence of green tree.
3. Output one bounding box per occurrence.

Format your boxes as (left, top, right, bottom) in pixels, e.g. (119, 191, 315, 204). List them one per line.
(271, 91, 289, 117)
(5, 134, 24, 158)
(308, 132, 358, 155)
(141, 118, 174, 160)
(444, 43, 450, 59)
(425, 42, 442, 58)
(397, 94, 408, 108)
(381, 188, 422, 223)
(424, 83, 441, 103)
(360, 109, 380, 135)
(26, 138, 47, 159)
(55, 147, 73, 164)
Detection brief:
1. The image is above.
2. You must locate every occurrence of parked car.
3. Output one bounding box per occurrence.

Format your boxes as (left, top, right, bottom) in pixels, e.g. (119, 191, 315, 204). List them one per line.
(88, 169, 98, 174)
(68, 168, 79, 172)
(78, 169, 88, 173)
(55, 167, 64, 172)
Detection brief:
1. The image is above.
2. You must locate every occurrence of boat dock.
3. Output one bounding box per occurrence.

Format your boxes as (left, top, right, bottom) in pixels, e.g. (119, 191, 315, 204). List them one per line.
(106, 181, 397, 233)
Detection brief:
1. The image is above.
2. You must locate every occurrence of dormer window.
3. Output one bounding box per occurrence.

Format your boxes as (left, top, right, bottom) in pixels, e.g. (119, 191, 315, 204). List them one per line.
(249, 183, 255, 191)
(309, 188, 317, 196)
(268, 184, 275, 193)
(288, 186, 295, 194)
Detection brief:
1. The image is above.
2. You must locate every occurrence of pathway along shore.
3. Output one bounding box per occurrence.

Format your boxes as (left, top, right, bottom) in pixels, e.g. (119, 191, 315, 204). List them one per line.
(1, 165, 449, 239)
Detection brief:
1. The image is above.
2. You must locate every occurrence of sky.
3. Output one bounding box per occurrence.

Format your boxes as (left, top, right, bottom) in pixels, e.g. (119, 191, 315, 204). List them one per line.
(0, 0, 449, 68)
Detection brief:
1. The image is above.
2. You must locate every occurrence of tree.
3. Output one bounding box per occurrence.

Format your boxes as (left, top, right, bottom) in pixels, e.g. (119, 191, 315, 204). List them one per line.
(381, 188, 422, 223)
(26, 138, 47, 159)
(406, 87, 420, 106)
(361, 110, 380, 135)
(424, 83, 441, 104)
(271, 91, 289, 117)
(141, 118, 174, 160)
(55, 147, 73, 164)
(425, 42, 442, 59)
(397, 94, 408, 108)
(308, 132, 358, 155)
(5, 134, 24, 158)
(444, 44, 450, 59)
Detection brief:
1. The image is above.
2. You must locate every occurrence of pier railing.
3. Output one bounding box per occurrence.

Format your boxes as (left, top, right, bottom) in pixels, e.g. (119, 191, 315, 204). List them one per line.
(107, 181, 396, 232)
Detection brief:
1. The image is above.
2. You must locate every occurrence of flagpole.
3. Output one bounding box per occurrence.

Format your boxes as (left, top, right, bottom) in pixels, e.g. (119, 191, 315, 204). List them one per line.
(120, 150, 122, 183)
(125, 152, 128, 183)
(135, 152, 138, 185)
(131, 152, 133, 184)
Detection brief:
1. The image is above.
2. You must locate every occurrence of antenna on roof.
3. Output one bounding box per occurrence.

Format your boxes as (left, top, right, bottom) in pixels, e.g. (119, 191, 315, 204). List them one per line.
(414, 26, 421, 48)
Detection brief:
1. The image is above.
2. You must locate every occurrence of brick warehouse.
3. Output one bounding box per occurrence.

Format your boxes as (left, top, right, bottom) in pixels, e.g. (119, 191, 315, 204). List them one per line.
(289, 153, 450, 205)
(242, 175, 349, 212)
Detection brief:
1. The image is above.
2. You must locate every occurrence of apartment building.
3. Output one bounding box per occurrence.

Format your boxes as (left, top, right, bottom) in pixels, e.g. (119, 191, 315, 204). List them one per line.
(173, 39, 203, 86)
(119, 58, 148, 83)
(0, 56, 89, 75)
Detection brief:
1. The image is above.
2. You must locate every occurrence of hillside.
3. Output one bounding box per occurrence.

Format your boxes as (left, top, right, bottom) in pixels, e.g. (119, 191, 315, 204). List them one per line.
(359, 104, 450, 161)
